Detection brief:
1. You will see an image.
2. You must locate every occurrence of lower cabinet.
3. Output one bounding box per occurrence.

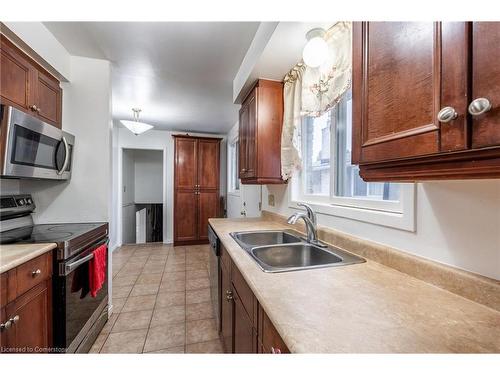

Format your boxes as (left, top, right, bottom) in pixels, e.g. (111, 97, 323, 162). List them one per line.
(219, 244, 289, 354)
(0, 252, 53, 353)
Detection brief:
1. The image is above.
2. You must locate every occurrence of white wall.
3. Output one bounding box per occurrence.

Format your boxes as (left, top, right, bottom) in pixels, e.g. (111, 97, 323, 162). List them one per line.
(111, 127, 226, 247)
(226, 122, 262, 218)
(0, 179, 20, 194)
(263, 180, 500, 280)
(20, 56, 112, 225)
(134, 150, 163, 204)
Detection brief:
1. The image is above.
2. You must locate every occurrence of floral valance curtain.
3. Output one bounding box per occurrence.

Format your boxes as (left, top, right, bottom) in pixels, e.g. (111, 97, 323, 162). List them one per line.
(301, 21, 352, 117)
(281, 63, 305, 180)
(281, 22, 352, 180)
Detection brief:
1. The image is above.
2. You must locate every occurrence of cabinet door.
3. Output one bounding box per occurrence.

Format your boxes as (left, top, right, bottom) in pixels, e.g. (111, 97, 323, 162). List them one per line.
(175, 137, 197, 190)
(470, 22, 500, 148)
(175, 191, 198, 242)
(5, 281, 51, 352)
(220, 260, 233, 353)
(238, 104, 249, 178)
(245, 92, 257, 178)
(233, 291, 255, 353)
(197, 191, 219, 242)
(0, 36, 34, 112)
(352, 22, 441, 164)
(35, 70, 62, 128)
(198, 139, 220, 190)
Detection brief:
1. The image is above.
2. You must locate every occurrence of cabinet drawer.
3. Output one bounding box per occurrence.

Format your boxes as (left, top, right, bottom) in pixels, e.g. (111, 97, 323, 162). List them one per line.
(231, 264, 255, 324)
(16, 253, 52, 297)
(261, 309, 289, 354)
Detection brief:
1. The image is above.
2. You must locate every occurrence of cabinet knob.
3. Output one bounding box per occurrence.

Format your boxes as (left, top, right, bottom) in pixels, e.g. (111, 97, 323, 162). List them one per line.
(225, 290, 233, 301)
(9, 315, 19, 324)
(437, 107, 458, 123)
(468, 98, 492, 116)
(271, 347, 282, 354)
(29, 104, 38, 112)
(32, 269, 42, 277)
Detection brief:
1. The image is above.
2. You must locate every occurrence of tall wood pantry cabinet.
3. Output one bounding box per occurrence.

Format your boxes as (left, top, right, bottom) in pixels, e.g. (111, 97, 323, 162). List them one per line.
(352, 22, 500, 181)
(173, 135, 221, 245)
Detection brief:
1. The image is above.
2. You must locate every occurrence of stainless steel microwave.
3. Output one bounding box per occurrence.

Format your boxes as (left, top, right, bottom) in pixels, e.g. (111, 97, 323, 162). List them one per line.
(1, 105, 74, 180)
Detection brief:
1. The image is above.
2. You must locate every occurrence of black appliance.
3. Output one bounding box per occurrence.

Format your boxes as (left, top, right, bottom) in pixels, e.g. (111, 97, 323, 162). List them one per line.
(0, 194, 108, 353)
(208, 224, 221, 332)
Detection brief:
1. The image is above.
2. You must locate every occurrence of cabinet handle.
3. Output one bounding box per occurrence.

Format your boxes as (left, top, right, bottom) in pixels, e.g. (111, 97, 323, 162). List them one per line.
(271, 347, 282, 354)
(0, 322, 9, 331)
(29, 104, 38, 112)
(225, 290, 233, 301)
(437, 107, 458, 123)
(9, 315, 19, 325)
(32, 269, 42, 277)
(468, 98, 492, 116)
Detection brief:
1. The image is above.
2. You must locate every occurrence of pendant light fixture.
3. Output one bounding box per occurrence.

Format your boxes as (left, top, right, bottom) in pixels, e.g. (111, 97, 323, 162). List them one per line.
(302, 28, 329, 68)
(120, 108, 154, 135)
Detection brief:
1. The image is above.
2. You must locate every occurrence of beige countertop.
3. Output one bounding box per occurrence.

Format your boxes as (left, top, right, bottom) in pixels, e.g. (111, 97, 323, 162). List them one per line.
(209, 217, 500, 353)
(0, 243, 57, 274)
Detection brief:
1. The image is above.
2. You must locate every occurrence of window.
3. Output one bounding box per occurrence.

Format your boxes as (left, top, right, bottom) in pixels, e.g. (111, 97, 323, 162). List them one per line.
(228, 138, 240, 193)
(293, 89, 415, 231)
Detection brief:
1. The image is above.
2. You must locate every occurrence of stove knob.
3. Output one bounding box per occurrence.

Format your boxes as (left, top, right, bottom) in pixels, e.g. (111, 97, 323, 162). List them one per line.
(27, 198, 32, 204)
(19, 199, 25, 206)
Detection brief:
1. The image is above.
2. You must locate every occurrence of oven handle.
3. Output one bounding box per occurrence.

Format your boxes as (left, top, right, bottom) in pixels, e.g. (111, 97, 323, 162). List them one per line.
(56, 136, 69, 175)
(62, 238, 109, 276)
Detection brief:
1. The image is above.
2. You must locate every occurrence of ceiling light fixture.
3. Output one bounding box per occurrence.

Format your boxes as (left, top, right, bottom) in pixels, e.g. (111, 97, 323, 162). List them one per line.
(302, 28, 328, 68)
(120, 108, 154, 136)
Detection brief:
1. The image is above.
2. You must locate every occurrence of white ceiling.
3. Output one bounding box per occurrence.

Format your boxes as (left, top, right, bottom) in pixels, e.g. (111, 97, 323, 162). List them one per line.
(44, 22, 260, 133)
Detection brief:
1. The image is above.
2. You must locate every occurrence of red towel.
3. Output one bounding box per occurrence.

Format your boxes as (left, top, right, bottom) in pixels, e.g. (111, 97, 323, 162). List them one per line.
(89, 244, 107, 298)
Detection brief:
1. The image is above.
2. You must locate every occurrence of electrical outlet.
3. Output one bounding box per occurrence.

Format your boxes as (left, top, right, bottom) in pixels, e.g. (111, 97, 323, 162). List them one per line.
(268, 194, 275, 207)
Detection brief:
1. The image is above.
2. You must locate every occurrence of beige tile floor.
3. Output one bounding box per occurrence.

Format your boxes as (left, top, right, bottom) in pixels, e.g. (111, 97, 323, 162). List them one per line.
(89, 243, 223, 354)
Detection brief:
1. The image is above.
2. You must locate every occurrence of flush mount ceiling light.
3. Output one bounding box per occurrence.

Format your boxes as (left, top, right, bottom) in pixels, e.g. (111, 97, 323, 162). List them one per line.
(302, 28, 328, 68)
(120, 108, 154, 136)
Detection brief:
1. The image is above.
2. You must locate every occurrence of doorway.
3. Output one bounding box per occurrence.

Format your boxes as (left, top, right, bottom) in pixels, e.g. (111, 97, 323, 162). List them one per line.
(121, 148, 164, 245)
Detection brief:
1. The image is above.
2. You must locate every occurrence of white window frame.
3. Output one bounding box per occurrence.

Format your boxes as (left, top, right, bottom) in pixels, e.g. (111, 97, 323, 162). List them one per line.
(227, 136, 240, 196)
(290, 100, 416, 232)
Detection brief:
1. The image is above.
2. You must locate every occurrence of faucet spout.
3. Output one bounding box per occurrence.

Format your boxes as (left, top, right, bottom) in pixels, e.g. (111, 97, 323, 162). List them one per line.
(287, 206, 326, 247)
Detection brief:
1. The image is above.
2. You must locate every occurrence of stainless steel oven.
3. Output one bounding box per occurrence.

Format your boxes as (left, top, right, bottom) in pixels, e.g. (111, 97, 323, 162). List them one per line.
(0, 104, 74, 180)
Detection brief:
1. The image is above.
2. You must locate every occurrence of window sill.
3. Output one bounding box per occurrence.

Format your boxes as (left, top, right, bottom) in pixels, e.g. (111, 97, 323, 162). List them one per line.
(289, 185, 415, 232)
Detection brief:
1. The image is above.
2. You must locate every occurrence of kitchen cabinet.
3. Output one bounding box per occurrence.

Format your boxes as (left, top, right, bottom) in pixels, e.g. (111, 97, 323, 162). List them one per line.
(220, 258, 233, 353)
(0, 35, 62, 129)
(173, 135, 221, 245)
(219, 244, 289, 354)
(239, 79, 284, 184)
(0, 252, 53, 353)
(352, 22, 500, 181)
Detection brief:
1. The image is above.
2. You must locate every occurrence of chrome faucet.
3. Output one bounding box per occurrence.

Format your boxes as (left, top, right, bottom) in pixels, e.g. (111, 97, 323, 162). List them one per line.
(287, 203, 326, 247)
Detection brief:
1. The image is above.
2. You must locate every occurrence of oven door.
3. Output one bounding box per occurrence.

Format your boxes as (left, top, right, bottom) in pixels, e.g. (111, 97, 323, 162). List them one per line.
(1, 105, 74, 180)
(53, 239, 108, 351)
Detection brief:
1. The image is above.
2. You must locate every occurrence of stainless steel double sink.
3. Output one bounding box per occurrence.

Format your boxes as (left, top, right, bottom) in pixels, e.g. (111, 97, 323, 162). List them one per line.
(230, 230, 365, 273)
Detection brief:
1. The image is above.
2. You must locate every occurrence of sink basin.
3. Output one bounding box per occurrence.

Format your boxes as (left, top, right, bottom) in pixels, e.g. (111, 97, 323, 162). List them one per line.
(230, 230, 302, 250)
(252, 244, 342, 271)
(230, 230, 365, 273)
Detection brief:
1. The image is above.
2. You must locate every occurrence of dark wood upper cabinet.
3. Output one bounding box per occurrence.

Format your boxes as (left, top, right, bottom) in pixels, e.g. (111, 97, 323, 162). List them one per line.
(239, 79, 284, 184)
(471, 22, 500, 149)
(173, 135, 221, 245)
(352, 22, 500, 181)
(0, 35, 62, 129)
